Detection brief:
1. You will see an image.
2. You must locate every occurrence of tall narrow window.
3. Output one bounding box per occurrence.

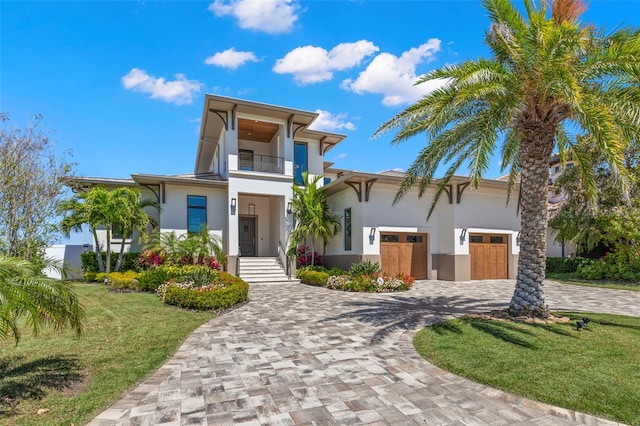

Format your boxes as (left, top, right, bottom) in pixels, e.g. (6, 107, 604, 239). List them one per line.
(294, 142, 308, 185)
(344, 208, 352, 251)
(187, 195, 207, 234)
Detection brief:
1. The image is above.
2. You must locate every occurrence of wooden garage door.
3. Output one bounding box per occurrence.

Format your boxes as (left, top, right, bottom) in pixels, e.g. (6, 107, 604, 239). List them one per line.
(380, 233, 428, 279)
(470, 234, 508, 280)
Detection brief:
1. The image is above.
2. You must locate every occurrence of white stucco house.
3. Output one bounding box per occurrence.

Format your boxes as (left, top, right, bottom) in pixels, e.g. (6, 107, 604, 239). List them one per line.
(70, 94, 525, 281)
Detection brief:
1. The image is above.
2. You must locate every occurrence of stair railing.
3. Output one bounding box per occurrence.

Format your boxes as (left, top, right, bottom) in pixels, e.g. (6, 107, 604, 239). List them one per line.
(236, 245, 241, 277)
(278, 240, 291, 279)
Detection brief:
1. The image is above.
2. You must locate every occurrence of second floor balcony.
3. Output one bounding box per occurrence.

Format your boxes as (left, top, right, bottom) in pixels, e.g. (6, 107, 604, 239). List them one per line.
(239, 151, 284, 174)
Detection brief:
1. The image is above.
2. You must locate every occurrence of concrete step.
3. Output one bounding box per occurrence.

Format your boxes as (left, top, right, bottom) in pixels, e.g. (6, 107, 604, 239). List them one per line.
(241, 276, 300, 284)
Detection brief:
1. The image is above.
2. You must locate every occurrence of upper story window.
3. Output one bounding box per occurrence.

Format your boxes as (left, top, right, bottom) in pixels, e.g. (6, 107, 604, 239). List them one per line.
(239, 149, 253, 171)
(323, 177, 331, 185)
(187, 195, 207, 234)
(294, 142, 308, 185)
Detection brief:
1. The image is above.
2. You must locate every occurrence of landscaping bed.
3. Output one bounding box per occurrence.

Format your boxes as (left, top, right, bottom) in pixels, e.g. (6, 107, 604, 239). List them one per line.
(296, 261, 414, 292)
(413, 311, 640, 425)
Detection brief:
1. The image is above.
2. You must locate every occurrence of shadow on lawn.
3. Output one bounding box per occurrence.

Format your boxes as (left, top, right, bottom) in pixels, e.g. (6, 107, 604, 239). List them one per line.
(322, 295, 505, 344)
(0, 355, 83, 414)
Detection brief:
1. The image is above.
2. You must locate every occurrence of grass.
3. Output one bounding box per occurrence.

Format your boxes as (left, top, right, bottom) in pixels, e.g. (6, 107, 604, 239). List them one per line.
(0, 283, 216, 426)
(414, 312, 640, 425)
(546, 272, 640, 292)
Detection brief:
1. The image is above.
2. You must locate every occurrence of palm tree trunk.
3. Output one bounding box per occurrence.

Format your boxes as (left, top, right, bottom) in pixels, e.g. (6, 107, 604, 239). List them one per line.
(105, 228, 112, 274)
(92, 228, 105, 272)
(115, 233, 127, 272)
(510, 136, 554, 316)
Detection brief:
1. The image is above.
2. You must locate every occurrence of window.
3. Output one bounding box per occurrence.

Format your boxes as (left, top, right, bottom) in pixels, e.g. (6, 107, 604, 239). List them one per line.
(239, 149, 253, 171)
(294, 142, 308, 185)
(187, 195, 207, 234)
(323, 177, 331, 185)
(554, 165, 561, 173)
(469, 235, 483, 243)
(406, 235, 423, 243)
(344, 208, 352, 251)
(490, 236, 504, 244)
(381, 234, 399, 242)
(566, 163, 574, 169)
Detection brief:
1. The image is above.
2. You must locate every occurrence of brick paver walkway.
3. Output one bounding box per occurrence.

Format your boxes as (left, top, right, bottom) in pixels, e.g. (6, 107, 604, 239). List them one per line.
(89, 280, 640, 425)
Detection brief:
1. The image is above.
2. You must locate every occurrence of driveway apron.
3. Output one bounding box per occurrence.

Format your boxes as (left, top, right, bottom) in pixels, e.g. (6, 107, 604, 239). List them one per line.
(89, 280, 639, 425)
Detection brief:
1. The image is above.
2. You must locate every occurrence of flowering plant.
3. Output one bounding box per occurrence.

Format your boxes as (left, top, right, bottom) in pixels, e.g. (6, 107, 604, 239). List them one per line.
(296, 245, 323, 268)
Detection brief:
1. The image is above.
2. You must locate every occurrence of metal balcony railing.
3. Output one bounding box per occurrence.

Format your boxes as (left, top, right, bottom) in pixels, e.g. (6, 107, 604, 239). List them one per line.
(239, 153, 284, 174)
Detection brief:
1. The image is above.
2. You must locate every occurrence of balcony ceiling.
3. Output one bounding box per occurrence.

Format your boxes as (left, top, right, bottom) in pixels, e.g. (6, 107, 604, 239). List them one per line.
(238, 118, 279, 143)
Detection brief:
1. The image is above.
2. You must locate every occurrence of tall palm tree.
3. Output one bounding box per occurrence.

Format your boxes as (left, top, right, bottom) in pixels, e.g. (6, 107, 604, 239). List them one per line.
(111, 188, 159, 272)
(289, 172, 342, 266)
(0, 255, 85, 344)
(374, 0, 640, 316)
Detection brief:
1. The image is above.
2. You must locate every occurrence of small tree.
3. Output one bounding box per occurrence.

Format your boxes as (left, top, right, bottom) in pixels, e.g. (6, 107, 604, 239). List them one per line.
(0, 113, 75, 264)
(289, 172, 341, 266)
(0, 254, 85, 344)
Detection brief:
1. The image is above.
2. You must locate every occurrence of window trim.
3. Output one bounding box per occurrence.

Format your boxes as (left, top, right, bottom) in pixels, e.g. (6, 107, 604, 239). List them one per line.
(344, 207, 352, 251)
(187, 195, 207, 234)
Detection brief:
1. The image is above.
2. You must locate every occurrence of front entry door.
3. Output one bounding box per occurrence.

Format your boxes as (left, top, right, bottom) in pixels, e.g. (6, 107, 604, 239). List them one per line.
(239, 216, 256, 257)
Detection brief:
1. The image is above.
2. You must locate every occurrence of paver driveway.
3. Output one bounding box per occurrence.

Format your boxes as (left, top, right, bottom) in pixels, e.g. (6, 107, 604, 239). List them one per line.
(90, 280, 640, 425)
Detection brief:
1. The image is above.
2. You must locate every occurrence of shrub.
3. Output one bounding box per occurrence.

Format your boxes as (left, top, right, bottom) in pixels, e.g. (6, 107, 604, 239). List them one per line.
(296, 269, 330, 286)
(299, 268, 414, 292)
(576, 251, 640, 281)
(545, 256, 593, 274)
(158, 271, 248, 311)
(138, 250, 165, 269)
(95, 271, 140, 290)
(349, 260, 381, 276)
(137, 265, 218, 292)
(81, 251, 140, 273)
(296, 245, 323, 268)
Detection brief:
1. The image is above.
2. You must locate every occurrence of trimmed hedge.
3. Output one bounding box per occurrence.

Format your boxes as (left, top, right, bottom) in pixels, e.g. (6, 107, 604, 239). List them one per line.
(546, 256, 593, 274)
(161, 272, 249, 311)
(95, 271, 140, 290)
(137, 265, 219, 292)
(576, 251, 640, 281)
(81, 251, 140, 273)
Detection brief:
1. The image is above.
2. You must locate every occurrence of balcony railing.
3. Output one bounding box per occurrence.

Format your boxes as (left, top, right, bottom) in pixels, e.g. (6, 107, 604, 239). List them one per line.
(239, 153, 284, 174)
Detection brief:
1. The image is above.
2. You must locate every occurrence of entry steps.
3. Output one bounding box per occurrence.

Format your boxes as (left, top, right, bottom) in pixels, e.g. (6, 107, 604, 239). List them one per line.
(238, 257, 300, 284)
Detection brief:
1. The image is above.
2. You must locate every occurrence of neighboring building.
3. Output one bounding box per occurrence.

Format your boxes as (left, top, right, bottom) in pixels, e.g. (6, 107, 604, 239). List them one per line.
(44, 244, 93, 280)
(69, 94, 524, 281)
(547, 154, 577, 257)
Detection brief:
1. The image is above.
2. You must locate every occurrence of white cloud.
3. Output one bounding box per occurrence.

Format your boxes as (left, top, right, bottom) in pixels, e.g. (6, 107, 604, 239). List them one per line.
(205, 48, 259, 70)
(333, 153, 348, 160)
(121, 68, 202, 105)
(342, 39, 447, 106)
(273, 40, 379, 85)
(209, 0, 300, 34)
(309, 109, 356, 132)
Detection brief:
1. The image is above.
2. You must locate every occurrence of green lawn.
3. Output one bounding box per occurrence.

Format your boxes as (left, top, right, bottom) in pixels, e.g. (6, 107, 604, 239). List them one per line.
(0, 283, 216, 426)
(546, 272, 640, 291)
(414, 312, 640, 425)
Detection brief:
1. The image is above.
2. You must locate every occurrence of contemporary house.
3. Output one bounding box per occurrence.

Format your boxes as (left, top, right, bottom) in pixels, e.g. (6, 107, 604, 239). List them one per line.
(71, 94, 524, 281)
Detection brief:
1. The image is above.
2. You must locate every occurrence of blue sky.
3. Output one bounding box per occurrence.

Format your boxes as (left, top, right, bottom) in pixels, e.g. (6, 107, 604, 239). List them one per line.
(2, 0, 639, 183)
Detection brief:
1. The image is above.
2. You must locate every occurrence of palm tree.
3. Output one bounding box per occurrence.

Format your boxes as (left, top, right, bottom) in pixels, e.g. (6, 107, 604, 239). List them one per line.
(111, 188, 159, 272)
(0, 255, 85, 344)
(374, 0, 640, 316)
(289, 172, 342, 266)
(60, 187, 111, 273)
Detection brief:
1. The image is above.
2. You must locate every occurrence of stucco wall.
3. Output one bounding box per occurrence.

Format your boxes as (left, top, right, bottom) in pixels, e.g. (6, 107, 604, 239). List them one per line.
(160, 184, 226, 239)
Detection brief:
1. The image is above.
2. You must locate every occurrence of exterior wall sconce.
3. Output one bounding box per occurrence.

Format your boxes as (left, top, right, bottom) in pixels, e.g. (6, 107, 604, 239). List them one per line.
(230, 198, 237, 215)
(460, 228, 467, 245)
(286, 201, 293, 215)
(516, 231, 521, 246)
(369, 227, 376, 244)
(248, 202, 256, 216)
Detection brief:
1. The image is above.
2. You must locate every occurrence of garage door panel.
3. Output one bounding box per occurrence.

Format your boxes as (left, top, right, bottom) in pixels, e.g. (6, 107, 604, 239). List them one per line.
(470, 234, 508, 280)
(380, 233, 428, 279)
